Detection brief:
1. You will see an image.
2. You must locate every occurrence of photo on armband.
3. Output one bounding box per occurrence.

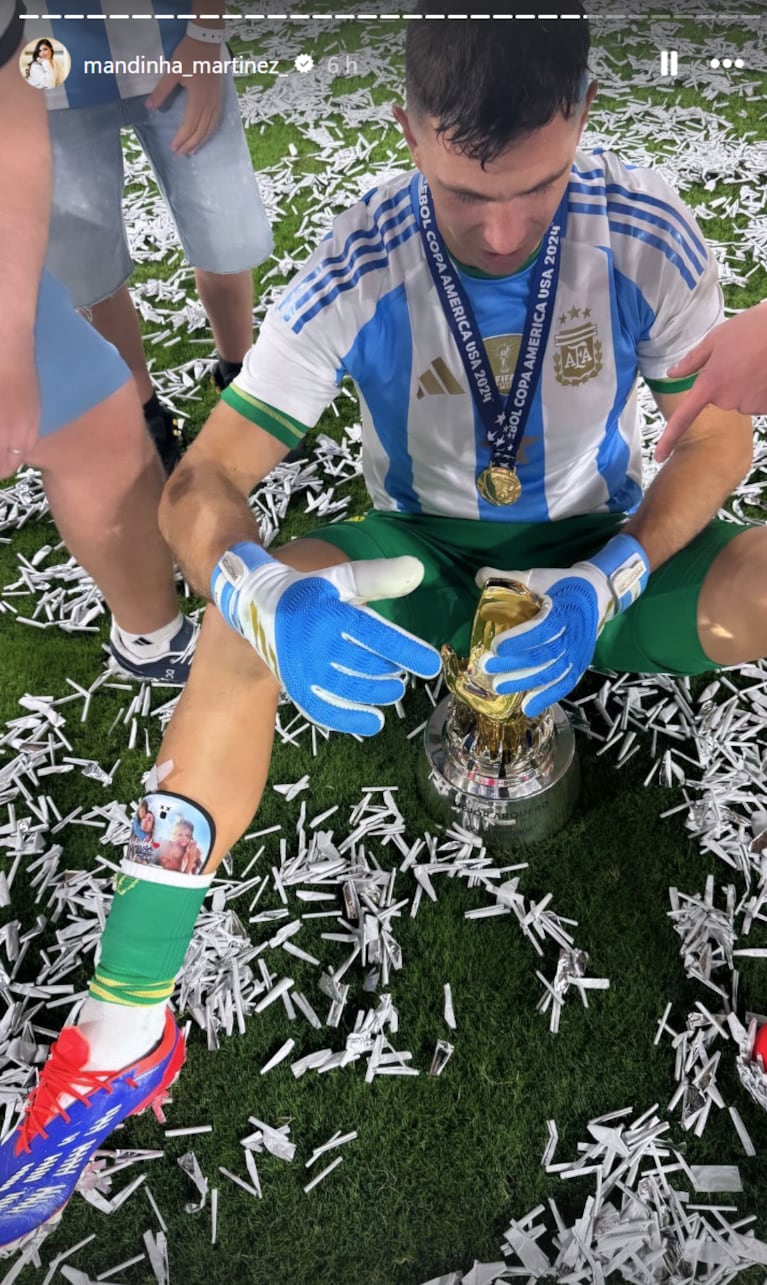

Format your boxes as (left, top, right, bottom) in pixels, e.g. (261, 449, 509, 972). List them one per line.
(128, 796, 210, 875)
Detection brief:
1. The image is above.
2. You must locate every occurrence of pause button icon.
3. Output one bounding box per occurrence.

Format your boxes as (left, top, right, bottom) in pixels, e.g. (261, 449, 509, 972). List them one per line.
(660, 50, 679, 76)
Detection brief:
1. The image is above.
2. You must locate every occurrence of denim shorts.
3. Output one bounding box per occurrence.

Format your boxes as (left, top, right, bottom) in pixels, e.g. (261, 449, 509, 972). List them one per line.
(35, 269, 131, 438)
(45, 74, 273, 308)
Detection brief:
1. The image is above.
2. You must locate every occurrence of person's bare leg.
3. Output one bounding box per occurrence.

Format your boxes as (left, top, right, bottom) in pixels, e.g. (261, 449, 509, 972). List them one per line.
(0, 535, 355, 1247)
(26, 379, 178, 634)
(86, 285, 155, 405)
(194, 268, 253, 364)
(697, 526, 767, 664)
(73, 538, 350, 1058)
(156, 537, 351, 868)
(86, 273, 254, 388)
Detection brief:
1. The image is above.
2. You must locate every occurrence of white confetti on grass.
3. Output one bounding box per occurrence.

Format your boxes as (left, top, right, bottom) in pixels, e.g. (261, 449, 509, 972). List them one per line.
(488, 1104, 767, 1283)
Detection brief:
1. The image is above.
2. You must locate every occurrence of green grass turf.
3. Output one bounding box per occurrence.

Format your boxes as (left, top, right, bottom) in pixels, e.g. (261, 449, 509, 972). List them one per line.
(5, 8, 767, 1283)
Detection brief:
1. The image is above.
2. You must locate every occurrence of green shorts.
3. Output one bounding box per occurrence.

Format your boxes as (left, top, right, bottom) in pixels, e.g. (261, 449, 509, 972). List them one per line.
(302, 510, 748, 676)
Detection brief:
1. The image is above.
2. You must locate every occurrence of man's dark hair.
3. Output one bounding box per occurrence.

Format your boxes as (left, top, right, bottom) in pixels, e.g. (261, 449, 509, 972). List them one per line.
(405, 6, 591, 166)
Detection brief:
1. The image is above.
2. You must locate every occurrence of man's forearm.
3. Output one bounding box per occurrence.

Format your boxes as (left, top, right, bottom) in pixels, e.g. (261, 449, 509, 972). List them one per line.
(0, 61, 51, 340)
(160, 462, 265, 598)
(623, 409, 752, 570)
(160, 398, 291, 594)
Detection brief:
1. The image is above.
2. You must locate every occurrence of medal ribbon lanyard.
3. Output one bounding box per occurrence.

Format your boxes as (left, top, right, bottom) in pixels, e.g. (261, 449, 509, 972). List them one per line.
(416, 173, 568, 472)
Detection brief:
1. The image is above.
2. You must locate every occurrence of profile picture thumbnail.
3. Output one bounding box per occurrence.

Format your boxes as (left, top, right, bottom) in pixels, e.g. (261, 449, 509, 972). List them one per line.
(20, 37, 71, 90)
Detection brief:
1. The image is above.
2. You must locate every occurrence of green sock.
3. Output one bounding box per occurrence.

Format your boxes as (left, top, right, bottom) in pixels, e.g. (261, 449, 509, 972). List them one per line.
(90, 872, 211, 1006)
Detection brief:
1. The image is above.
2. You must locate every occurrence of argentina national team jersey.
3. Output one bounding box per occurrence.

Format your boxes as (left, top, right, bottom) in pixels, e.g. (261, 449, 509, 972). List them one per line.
(22, 1, 187, 109)
(232, 147, 724, 524)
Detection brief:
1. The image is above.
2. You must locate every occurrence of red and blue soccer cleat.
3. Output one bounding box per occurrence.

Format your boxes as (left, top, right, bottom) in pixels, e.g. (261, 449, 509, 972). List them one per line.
(0, 1010, 185, 1254)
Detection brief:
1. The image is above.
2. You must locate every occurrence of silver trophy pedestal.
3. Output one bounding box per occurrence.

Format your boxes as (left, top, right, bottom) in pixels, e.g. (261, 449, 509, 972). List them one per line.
(417, 695, 580, 848)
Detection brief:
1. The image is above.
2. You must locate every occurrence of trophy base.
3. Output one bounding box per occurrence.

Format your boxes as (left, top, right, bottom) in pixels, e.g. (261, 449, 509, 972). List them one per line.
(417, 696, 580, 848)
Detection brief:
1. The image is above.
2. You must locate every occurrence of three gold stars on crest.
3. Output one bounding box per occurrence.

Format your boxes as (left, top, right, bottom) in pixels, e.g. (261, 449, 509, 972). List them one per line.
(559, 305, 592, 324)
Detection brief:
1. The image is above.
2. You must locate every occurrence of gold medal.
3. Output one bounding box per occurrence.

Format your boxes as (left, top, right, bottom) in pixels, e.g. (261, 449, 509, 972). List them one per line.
(477, 465, 522, 506)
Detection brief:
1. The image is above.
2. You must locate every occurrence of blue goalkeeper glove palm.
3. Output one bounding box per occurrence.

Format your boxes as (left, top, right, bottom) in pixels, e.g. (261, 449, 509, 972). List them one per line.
(476, 534, 650, 718)
(212, 542, 441, 736)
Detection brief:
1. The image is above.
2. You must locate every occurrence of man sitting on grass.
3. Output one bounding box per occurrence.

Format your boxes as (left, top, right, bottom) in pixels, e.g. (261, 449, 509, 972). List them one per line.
(4, 4, 767, 1253)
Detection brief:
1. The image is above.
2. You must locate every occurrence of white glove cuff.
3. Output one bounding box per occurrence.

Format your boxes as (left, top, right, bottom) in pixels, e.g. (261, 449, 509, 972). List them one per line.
(585, 533, 651, 622)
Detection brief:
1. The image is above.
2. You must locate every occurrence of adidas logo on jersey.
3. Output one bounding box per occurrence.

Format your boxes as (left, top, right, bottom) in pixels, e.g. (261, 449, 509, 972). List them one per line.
(416, 358, 464, 399)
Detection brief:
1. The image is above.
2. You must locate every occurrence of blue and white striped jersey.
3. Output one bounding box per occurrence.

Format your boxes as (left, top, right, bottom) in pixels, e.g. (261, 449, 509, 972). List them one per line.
(23, 2, 186, 109)
(235, 147, 724, 523)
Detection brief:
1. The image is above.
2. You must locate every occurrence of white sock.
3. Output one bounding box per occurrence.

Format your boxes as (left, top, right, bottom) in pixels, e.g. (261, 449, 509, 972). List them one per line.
(77, 996, 167, 1070)
(112, 613, 183, 661)
(52, 1000, 167, 1109)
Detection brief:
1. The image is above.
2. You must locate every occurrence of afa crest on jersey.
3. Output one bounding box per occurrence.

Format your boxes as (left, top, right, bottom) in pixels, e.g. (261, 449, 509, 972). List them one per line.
(553, 306, 603, 386)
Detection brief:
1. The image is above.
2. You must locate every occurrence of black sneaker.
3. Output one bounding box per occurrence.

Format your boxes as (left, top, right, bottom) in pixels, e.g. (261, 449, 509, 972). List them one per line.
(145, 403, 184, 475)
(282, 440, 310, 464)
(211, 359, 237, 393)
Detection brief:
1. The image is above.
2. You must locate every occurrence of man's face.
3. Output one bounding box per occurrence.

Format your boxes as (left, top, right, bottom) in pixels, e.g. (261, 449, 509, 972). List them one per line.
(394, 87, 595, 276)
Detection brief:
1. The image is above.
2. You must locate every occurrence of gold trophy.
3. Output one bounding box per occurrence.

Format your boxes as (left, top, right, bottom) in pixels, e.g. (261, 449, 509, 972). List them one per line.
(417, 577, 580, 846)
